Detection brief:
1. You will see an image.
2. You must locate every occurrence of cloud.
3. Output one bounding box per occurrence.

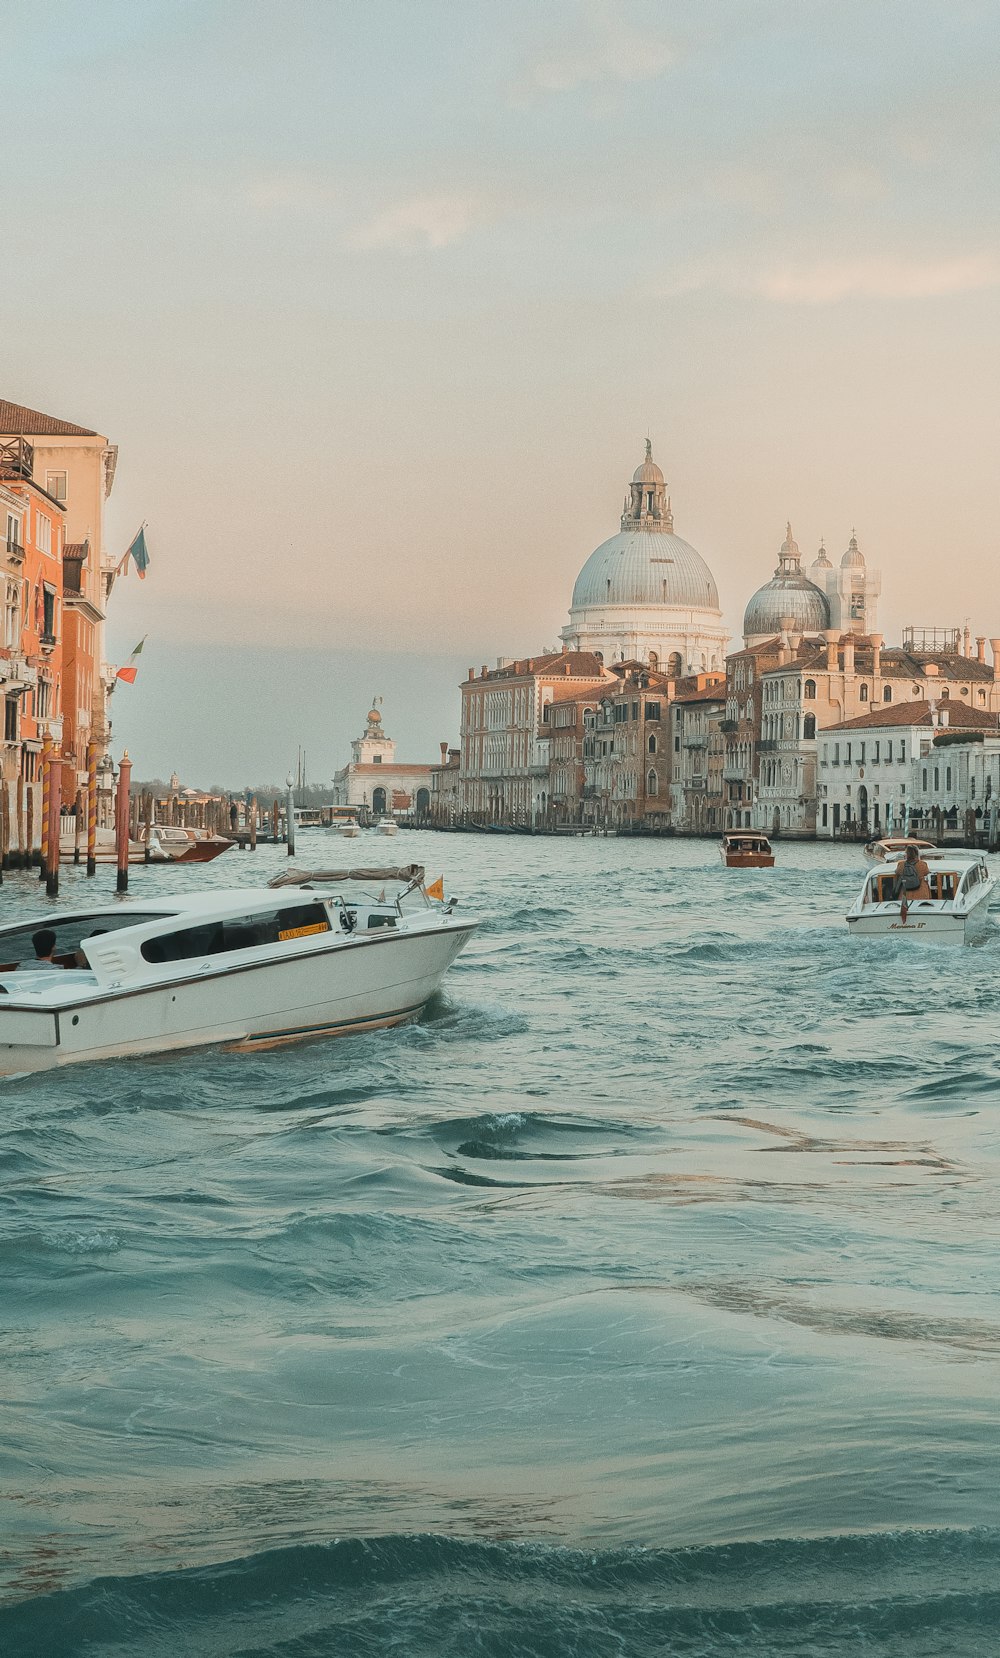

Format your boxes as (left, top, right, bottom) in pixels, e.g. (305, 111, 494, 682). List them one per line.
(346, 193, 485, 252)
(521, 3, 675, 96)
(654, 252, 1000, 305)
(758, 254, 1000, 304)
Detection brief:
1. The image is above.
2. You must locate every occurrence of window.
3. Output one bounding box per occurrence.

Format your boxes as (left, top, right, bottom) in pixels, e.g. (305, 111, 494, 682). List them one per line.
(41, 585, 56, 641)
(804, 679, 816, 699)
(822, 804, 828, 826)
(884, 686, 892, 702)
(372, 753, 382, 764)
(3, 695, 16, 743)
(872, 741, 879, 762)
(647, 770, 658, 796)
(934, 767, 940, 790)
(140, 902, 330, 964)
(946, 766, 952, 791)
(859, 743, 865, 764)
(674, 735, 680, 752)
(648, 734, 656, 754)
(900, 741, 906, 762)
(859, 684, 868, 701)
(45, 471, 67, 503)
(922, 768, 928, 789)
(36, 514, 52, 555)
(631, 701, 639, 721)
(833, 743, 840, 765)
(803, 715, 816, 739)
(542, 704, 550, 724)
(846, 743, 852, 764)
(645, 702, 661, 720)
(886, 741, 892, 762)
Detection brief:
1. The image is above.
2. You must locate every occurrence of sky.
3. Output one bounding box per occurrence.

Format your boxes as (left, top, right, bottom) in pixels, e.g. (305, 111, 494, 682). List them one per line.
(5, 0, 1000, 784)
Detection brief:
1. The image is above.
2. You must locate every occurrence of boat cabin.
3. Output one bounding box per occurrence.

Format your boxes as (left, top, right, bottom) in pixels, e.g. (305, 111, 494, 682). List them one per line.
(721, 832, 775, 868)
(861, 852, 988, 908)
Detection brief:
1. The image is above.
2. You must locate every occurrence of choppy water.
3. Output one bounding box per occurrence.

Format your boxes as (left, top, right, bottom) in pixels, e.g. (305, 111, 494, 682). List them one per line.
(2, 831, 1000, 1655)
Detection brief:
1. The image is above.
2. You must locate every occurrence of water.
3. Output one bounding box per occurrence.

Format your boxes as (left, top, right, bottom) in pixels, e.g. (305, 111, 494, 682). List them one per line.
(2, 832, 1000, 1655)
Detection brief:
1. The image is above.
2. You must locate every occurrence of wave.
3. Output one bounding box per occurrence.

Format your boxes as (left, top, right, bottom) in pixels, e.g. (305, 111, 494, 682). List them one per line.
(6, 1529, 1000, 1657)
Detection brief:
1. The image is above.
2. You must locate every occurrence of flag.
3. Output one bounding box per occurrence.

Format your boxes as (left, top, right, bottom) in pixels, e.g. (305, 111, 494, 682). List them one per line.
(425, 875, 445, 901)
(114, 636, 147, 687)
(117, 525, 151, 579)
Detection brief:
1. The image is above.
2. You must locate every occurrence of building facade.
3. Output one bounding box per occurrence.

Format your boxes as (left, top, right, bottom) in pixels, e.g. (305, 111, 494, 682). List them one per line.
(333, 701, 436, 817)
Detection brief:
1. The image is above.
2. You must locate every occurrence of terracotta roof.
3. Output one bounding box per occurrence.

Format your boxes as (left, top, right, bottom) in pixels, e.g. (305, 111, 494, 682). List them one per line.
(825, 699, 1000, 732)
(672, 684, 727, 705)
(0, 399, 98, 437)
(63, 541, 89, 559)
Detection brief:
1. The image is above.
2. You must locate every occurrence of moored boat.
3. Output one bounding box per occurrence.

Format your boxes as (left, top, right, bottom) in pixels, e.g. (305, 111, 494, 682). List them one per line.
(0, 865, 475, 1074)
(721, 831, 775, 868)
(846, 847, 995, 943)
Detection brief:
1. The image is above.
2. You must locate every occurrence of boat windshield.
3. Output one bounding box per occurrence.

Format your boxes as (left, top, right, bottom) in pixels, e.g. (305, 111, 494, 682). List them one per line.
(0, 912, 173, 972)
(866, 869, 963, 904)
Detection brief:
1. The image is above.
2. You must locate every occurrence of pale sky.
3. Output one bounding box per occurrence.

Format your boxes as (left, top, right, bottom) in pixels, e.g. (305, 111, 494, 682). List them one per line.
(5, 0, 999, 783)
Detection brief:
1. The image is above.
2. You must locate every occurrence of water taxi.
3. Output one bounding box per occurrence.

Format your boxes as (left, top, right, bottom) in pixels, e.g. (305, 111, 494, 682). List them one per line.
(376, 818, 398, 837)
(0, 865, 475, 1074)
(721, 831, 775, 868)
(846, 848, 995, 943)
(863, 835, 936, 864)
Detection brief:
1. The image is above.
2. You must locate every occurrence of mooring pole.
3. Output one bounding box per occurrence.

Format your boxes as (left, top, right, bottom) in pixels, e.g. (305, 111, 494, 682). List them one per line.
(285, 774, 296, 857)
(86, 740, 98, 876)
(46, 760, 61, 898)
(39, 734, 52, 882)
(115, 751, 132, 894)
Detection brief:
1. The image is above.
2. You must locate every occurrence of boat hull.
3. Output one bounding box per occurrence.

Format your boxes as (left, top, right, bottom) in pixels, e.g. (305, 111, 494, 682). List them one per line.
(846, 891, 994, 945)
(0, 922, 475, 1074)
(722, 853, 775, 868)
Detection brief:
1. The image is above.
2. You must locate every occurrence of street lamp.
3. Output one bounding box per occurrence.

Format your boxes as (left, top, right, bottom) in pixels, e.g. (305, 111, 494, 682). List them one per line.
(285, 772, 296, 857)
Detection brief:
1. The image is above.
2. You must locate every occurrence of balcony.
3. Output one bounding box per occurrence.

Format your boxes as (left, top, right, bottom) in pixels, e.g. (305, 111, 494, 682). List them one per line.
(758, 739, 778, 752)
(719, 718, 738, 734)
(683, 735, 707, 749)
(4, 540, 24, 567)
(0, 436, 33, 482)
(39, 632, 57, 651)
(722, 764, 747, 783)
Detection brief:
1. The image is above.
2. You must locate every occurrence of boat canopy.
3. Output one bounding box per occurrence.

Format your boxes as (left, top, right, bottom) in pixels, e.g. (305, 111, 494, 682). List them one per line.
(268, 864, 425, 889)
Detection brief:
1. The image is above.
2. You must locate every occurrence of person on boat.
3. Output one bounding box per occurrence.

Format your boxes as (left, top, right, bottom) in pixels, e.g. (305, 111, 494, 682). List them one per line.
(31, 928, 60, 968)
(893, 845, 931, 920)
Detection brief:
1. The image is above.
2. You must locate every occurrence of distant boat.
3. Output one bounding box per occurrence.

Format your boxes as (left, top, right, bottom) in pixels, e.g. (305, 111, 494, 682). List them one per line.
(376, 818, 398, 836)
(721, 831, 775, 868)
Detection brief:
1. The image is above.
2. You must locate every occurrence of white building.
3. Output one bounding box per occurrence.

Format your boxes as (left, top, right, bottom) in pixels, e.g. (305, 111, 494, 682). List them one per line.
(561, 441, 728, 673)
(332, 702, 436, 818)
(743, 526, 881, 649)
(817, 700, 1000, 837)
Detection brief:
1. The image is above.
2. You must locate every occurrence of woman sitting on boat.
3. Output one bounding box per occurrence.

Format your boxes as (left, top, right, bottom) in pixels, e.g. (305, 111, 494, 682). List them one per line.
(893, 844, 931, 920)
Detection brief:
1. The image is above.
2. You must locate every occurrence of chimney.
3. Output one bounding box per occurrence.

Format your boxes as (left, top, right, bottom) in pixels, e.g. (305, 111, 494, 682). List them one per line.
(940, 708, 950, 728)
(564, 662, 570, 675)
(964, 624, 972, 658)
(467, 667, 475, 681)
(870, 631, 884, 677)
(843, 636, 855, 675)
(978, 636, 987, 663)
(481, 665, 488, 679)
(440, 742, 448, 765)
(825, 629, 839, 671)
(992, 640, 1000, 682)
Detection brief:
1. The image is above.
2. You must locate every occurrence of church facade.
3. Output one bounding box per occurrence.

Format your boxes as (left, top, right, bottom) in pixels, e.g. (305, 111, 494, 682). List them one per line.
(332, 702, 436, 818)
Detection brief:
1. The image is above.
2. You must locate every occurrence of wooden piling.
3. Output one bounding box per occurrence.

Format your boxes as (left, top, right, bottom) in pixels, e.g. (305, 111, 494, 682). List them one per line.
(46, 762, 61, 898)
(116, 752, 132, 894)
(86, 740, 98, 876)
(39, 736, 52, 881)
(249, 796, 257, 851)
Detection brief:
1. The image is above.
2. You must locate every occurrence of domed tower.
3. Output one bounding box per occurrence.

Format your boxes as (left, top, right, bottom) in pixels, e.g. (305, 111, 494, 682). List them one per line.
(350, 699, 396, 766)
(825, 531, 881, 634)
(742, 523, 831, 647)
(560, 440, 728, 673)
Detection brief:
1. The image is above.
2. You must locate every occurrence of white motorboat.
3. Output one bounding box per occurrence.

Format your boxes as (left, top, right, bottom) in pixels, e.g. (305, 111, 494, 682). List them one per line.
(376, 818, 398, 836)
(0, 864, 476, 1074)
(846, 848, 995, 944)
(863, 835, 936, 864)
(334, 820, 360, 838)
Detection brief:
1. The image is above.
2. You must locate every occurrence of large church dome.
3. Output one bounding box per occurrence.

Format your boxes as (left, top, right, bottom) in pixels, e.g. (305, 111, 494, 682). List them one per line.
(561, 442, 728, 671)
(743, 523, 830, 645)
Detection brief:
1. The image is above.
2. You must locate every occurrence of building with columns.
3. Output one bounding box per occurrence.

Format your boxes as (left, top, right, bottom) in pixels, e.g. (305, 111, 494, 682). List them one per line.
(561, 441, 728, 674)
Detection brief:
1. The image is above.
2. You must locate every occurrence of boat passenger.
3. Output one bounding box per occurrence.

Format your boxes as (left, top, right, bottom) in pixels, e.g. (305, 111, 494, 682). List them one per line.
(31, 928, 60, 969)
(893, 845, 931, 920)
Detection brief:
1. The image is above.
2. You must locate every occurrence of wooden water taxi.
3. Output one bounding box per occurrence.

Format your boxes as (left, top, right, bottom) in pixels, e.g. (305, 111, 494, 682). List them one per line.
(721, 831, 775, 868)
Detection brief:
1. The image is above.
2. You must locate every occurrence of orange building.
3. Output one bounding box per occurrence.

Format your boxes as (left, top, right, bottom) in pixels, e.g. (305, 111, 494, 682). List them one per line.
(0, 439, 65, 789)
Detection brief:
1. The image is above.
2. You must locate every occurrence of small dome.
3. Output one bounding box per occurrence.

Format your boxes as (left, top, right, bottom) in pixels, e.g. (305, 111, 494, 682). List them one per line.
(743, 574, 830, 641)
(811, 540, 832, 571)
(367, 707, 382, 724)
(842, 533, 865, 569)
(632, 438, 664, 487)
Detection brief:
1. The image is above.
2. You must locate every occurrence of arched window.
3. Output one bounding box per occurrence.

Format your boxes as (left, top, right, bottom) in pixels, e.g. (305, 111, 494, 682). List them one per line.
(804, 679, 816, 699)
(647, 770, 658, 796)
(803, 714, 816, 739)
(667, 652, 682, 677)
(648, 734, 657, 754)
(859, 684, 868, 701)
(415, 787, 430, 814)
(884, 685, 892, 702)
(648, 652, 658, 669)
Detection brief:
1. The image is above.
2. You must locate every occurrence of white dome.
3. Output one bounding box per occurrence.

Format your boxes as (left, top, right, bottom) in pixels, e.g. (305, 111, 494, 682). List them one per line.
(571, 529, 720, 611)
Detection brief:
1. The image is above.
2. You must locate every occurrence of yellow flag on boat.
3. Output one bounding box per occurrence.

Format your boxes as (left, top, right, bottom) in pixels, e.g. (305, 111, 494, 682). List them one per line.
(426, 875, 445, 901)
